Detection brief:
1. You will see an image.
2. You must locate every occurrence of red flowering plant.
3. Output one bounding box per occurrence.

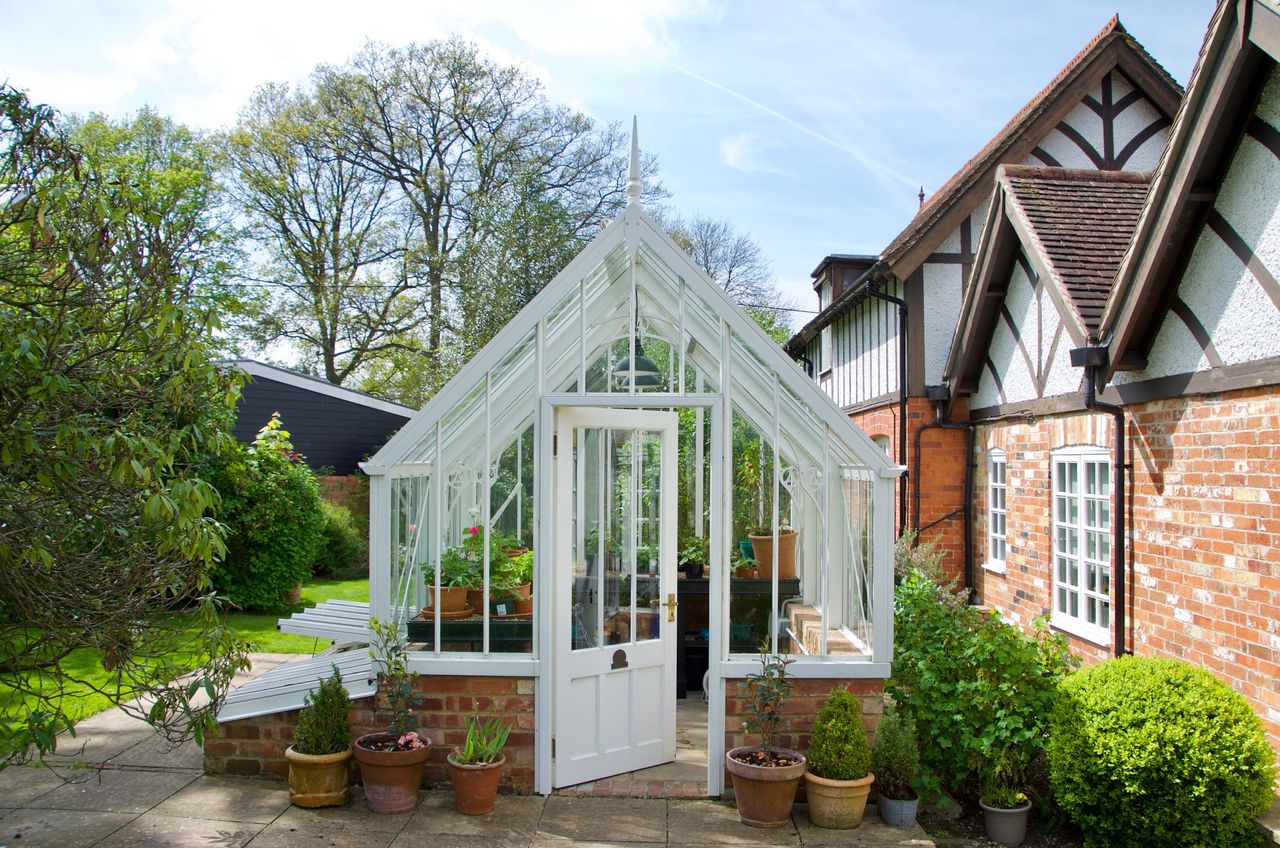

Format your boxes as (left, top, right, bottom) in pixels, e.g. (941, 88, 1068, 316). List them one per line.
(358, 617, 427, 752)
(438, 523, 514, 589)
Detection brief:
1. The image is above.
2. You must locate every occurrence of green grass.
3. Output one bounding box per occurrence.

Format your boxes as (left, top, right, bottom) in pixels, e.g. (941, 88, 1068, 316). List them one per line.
(1, 577, 371, 737)
(226, 577, 369, 654)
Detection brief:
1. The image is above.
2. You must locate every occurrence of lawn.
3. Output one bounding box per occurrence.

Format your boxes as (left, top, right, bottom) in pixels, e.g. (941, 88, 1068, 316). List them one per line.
(226, 577, 369, 654)
(0, 577, 370, 735)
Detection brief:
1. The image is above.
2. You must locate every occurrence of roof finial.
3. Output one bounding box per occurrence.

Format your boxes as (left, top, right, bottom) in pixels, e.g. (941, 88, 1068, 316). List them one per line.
(918, 186, 925, 209)
(627, 116, 641, 207)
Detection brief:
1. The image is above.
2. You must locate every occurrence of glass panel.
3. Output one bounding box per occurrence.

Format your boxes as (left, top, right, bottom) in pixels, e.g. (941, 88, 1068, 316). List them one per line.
(573, 426, 605, 651)
(606, 427, 637, 647)
(1100, 601, 1110, 628)
(636, 429, 662, 642)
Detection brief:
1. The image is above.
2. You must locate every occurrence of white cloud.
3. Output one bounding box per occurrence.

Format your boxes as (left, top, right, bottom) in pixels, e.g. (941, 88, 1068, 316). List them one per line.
(720, 132, 790, 176)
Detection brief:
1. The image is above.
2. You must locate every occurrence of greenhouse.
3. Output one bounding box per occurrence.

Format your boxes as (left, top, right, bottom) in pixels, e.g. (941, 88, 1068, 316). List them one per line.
(352, 133, 901, 794)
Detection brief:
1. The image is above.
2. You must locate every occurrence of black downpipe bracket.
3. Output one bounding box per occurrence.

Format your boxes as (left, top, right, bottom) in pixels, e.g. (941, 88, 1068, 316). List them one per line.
(1072, 345, 1128, 658)
(912, 394, 976, 604)
(868, 281, 909, 532)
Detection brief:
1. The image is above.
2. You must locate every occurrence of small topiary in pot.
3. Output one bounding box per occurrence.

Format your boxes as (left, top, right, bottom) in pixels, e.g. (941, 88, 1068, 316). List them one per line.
(870, 704, 920, 827)
(285, 665, 352, 808)
(804, 687, 874, 829)
(1048, 655, 1276, 848)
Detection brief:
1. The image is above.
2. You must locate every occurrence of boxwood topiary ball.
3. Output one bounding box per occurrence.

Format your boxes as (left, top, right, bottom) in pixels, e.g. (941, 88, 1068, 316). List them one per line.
(807, 688, 871, 781)
(1047, 656, 1275, 848)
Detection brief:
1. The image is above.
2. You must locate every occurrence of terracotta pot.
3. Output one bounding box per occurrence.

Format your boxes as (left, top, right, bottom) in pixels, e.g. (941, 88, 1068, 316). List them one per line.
(749, 529, 799, 579)
(725, 746, 806, 828)
(352, 732, 431, 814)
(426, 586, 468, 613)
(804, 770, 874, 829)
(980, 799, 1031, 847)
(466, 587, 486, 611)
(514, 597, 534, 615)
(447, 753, 505, 815)
(285, 746, 351, 808)
(512, 582, 532, 601)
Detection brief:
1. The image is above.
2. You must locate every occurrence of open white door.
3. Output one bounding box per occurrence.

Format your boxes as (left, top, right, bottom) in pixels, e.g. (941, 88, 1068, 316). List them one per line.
(552, 406, 678, 788)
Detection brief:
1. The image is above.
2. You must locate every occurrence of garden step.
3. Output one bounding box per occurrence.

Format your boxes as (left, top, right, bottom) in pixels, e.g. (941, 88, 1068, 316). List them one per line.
(1258, 795, 1280, 847)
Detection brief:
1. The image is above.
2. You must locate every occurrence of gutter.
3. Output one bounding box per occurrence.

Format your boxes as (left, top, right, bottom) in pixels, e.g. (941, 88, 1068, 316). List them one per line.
(1071, 344, 1129, 658)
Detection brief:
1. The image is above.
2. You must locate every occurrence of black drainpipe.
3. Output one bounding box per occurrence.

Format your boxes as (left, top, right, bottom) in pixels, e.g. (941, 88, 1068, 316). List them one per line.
(868, 279, 908, 532)
(1071, 345, 1128, 658)
(796, 353, 815, 379)
(912, 390, 976, 603)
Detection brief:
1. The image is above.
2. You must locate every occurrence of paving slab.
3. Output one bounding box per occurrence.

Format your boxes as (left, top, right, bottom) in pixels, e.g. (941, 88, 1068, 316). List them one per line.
(531, 837, 662, 848)
(150, 774, 291, 823)
(391, 832, 523, 848)
(95, 812, 265, 847)
(110, 733, 205, 770)
(403, 790, 545, 840)
(793, 806, 934, 846)
(46, 708, 157, 766)
(251, 820, 399, 848)
(26, 766, 197, 813)
(0, 807, 135, 848)
(668, 799, 798, 844)
(271, 787, 414, 833)
(539, 796, 669, 843)
(0, 764, 68, 805)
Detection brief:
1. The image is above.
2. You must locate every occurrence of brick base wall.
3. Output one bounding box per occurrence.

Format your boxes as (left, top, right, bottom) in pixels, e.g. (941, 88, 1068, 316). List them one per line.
(971, 387, 1280, 771)
(724, 677, 884, 791)
(205, 675, 536, 793)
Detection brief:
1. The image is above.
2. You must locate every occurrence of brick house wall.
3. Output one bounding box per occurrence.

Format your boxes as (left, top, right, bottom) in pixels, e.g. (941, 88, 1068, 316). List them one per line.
(971, 388, 1280, 767)
(206, 675, 536, 793)
(850, 398, 968, 580)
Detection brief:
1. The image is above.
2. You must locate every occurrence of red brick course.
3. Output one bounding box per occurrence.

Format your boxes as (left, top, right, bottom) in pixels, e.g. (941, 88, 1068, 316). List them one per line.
(205, 675, 536, 792)
(965, 388, 1280, 772)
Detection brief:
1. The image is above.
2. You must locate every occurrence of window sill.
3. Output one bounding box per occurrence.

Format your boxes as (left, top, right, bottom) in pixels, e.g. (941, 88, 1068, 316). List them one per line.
(981, 561, 1007, 575)
(1050, 614, 1111, 648)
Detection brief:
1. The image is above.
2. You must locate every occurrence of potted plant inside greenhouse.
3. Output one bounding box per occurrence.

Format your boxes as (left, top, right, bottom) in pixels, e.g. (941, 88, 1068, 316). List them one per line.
(725, 649, 807, 828)
(679, 535, 708, 579)
(803, 687, 874, 829)
(284, 665, 352, 808)
(870, 705, 920, 828)
(448, 714, 513, 815)
(978, 746, 1031, 847)
(352, 618, 431, 813)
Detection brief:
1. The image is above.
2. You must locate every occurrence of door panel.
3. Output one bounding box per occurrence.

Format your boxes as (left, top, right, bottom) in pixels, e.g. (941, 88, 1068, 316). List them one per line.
(553, 407, 677, 788)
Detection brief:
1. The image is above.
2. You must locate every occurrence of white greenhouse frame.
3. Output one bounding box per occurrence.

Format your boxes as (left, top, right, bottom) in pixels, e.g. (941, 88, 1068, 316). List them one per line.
(359, 135, 902, 794)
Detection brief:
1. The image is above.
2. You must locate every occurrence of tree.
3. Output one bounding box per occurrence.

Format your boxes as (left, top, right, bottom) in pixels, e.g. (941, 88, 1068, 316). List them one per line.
(666, 213, 795, 343)
(225, 83, 416, 384)
(313, 38, 658, 395)
(0, 86, 249, 766)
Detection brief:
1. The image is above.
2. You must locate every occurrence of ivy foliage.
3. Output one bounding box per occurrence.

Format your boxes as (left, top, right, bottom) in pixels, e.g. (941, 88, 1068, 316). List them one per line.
(806, 688, 871, 781)
(204, 414, 325, 610)
(887, 568, 1079, 793)
(1048, 656, 1276, 848)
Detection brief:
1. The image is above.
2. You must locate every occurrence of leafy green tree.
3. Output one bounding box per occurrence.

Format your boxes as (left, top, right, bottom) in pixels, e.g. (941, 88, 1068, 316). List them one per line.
(225, 83, 416, 384)
(0, 86, 249, 766)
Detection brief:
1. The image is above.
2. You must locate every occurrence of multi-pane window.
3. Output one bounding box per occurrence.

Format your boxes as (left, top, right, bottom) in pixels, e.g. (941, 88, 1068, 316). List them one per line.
(820, 325, 833, 375)
(987, 451, 1007, 569)
(1051, 449, 1111, 643)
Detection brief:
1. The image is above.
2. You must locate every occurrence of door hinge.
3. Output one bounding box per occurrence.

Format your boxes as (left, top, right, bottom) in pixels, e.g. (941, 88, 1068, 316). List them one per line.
(551, 736, 556, 759)
(552, 434, 558, 458)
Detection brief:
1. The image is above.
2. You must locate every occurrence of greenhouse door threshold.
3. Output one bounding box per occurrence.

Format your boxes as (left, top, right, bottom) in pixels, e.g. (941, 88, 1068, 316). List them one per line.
(552, 406, 678, 788)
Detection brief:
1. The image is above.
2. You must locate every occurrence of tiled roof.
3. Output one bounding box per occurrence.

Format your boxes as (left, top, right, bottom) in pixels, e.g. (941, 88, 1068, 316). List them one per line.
(1001, 166, 1152, 334)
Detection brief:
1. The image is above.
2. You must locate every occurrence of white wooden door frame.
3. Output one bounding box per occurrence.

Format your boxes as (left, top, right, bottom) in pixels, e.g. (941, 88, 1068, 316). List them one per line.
(550, 406, 677, 788)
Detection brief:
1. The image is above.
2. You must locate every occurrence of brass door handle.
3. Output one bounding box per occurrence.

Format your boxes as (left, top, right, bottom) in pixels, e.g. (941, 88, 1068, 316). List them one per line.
(663, 593, 677, 622)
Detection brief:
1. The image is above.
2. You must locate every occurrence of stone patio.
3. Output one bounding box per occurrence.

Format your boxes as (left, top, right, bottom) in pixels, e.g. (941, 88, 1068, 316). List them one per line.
(0, 654, 937, 847)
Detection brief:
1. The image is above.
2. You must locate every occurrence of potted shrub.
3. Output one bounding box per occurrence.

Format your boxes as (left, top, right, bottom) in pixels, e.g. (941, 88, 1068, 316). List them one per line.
(285, 665, 352, 808)
(447, 714, 513, 815)
(978, 747, 1031, 847)
(870, 705, 920, 827)
(725, 648, 807, 828)
(352, 618, 431, 813)
(803, 687, 874, 829)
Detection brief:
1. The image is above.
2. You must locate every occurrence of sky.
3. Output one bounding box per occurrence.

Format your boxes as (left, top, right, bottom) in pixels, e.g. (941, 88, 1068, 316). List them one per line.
(0, 0, 1213, 326)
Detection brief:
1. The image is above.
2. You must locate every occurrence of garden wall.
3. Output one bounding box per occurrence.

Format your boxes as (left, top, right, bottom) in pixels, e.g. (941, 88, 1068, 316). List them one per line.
(971, 387, 1280, 772)
(318, 474, 368, 520)
(205, 674, 536, 793)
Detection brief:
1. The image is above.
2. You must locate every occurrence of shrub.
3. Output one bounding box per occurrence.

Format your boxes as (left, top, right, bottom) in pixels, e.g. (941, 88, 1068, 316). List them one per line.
(807, 688, 871, 781)
(204, 413, 325, 609)
(312, 501, 367, 579)
(1048, 656, 1276, 848)
(888, 568, 1078, 793)
(292, 665, 351, 755)
(871, 704, 919, 799)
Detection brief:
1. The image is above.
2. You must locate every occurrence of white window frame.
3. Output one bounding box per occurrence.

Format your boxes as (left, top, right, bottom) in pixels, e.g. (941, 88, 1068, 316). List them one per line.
(1050, 447, 1112, 646)
(819, 325, 833, 377)
(984, 449, 1007, 574)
